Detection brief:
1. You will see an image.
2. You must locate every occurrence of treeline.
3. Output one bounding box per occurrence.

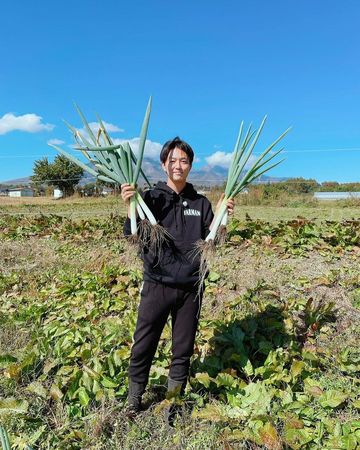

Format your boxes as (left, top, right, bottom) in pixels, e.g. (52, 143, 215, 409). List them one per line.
(206, 178, 360, 207)
(249, 178, 360, 196)
(317, 181, 360, 192)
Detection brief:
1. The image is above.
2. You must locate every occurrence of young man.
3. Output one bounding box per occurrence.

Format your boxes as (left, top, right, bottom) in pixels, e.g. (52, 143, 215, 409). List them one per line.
(121, 137, 234, 419)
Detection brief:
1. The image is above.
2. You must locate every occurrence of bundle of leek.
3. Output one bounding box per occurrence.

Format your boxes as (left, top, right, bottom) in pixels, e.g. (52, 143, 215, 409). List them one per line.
(49, 97, 168, 250)
(195, 116, 290, 286)
(0, 425, 11, 450)
(0, 425, 33, 450)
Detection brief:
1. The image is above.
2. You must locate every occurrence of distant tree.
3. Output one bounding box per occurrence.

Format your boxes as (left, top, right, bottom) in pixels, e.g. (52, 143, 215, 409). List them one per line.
(320, 181, 340, 191)
(31, 158, 52, 195)
(32, 156, 84, 197)
(76, 182, 96, 197)
(282, 178, 319, 194)
(319, 181, 360, 192)
(252, 178, 320, 199)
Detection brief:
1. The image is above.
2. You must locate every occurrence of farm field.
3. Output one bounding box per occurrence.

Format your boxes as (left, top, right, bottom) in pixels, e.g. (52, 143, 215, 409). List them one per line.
(0, 204, 360, 449)
(1, 195, 360, 222)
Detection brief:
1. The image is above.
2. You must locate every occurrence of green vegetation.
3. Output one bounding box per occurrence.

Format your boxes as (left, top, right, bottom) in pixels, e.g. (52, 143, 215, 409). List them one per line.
(1, 193, 360, 223)
(1, 213, 359, 449)
(241, 179, 360, 207)
(32, 156, 84, 197)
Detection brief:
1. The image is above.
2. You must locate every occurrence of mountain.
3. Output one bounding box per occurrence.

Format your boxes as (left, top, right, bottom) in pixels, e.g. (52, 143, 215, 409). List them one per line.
(0, 176, 31, 186)
(0, 159, 287, 188)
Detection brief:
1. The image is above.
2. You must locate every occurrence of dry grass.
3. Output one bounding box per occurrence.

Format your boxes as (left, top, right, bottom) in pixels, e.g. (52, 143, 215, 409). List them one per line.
(1, 194, 360, 222)
(0, 238, 59, 274)
(0, 195, 127, 218)
(201, 245, 360, 327)
(0, 324, 30, 355)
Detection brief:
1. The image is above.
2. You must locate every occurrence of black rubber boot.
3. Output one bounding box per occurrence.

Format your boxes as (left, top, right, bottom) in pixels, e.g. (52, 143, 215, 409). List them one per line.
(167, 377, 186, 397)
(164, 378, 187, 427)
(126, 380, 146, 420)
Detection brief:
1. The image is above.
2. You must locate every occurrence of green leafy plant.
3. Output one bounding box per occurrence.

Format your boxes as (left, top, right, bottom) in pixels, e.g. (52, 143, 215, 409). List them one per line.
(1, 213, 359, 449)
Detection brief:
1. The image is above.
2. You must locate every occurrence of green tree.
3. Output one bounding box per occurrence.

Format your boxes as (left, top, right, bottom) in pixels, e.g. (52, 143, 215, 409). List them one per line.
(32, 155, 84, 197)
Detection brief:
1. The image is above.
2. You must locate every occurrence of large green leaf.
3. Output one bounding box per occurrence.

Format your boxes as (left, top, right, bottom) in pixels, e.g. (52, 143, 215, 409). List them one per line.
(77, 387, 90, 407)
(195, 372, 212, 388)
(319, 390, 348, 408)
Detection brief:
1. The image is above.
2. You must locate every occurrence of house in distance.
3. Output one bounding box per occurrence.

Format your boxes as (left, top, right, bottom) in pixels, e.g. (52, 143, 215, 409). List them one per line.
(8, 188, 34, 198)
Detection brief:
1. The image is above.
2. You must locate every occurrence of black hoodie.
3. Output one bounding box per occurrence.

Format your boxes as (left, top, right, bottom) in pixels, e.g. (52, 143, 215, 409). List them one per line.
(124, 181, 214, 289)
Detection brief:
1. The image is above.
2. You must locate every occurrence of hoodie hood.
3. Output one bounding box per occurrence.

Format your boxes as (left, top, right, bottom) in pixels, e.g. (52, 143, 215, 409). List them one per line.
(154, 181, 198, 199)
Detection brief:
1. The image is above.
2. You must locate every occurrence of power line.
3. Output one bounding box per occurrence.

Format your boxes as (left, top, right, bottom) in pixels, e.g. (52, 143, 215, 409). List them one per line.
(282, 147, 360, 154)
(1, 146, 360, 159)
(1, 177, 359, 185)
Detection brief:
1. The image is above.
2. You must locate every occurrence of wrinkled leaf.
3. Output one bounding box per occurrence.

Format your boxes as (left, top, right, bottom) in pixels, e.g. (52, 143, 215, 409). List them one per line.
(259, 422, 282, 450)
(49, 384, 63, 401)
(195, 372, 212, 388)
(77, 387, 90, 407)
(319, 390, 348, 408)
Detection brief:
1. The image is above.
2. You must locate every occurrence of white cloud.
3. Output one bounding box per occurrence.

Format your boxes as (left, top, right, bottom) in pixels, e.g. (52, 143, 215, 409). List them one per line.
(73, 121, 124, 146)
(47, 138, 65, 145)
(0, 113, 54, 135)
(78, 121, 124, 136)
(205, 151, 257, 169)
(112, 137, 162, 160)
(71, 134, 199, 163)
(88, 121, 124, 133)
(205, 151, 234, 168)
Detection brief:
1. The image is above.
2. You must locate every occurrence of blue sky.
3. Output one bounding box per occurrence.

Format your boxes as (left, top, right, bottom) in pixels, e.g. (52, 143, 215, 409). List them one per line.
(1, 0, 359, 183)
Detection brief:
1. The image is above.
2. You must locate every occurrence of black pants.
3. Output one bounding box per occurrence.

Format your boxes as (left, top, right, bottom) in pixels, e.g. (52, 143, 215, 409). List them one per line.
(129, 280, 202, 384)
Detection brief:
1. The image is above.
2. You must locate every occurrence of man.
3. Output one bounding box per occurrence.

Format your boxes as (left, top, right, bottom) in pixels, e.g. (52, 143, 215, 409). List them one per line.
(121, 137, 234, 420)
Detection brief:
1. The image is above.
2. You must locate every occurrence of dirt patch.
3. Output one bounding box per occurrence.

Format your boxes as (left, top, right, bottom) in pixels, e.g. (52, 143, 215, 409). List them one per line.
(203, 245, 360, 325)
(0, 238, 59, 274)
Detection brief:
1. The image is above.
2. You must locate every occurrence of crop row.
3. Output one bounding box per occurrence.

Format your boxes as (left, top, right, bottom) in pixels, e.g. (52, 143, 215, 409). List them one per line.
(1, 215, 360, 257)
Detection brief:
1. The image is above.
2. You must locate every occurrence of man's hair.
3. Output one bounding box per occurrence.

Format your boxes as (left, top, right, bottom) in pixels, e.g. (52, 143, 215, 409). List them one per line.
(160, 137, 194, 164)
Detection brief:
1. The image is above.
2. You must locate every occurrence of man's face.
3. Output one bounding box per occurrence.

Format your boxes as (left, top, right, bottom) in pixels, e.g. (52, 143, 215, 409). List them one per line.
(162, 147, 192, 183)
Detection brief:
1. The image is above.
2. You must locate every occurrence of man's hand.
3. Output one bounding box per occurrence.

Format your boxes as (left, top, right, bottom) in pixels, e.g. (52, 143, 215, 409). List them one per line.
(121, 183, 137, 219)
(121, 183, 136, 204)
(216, 193, 235, 216)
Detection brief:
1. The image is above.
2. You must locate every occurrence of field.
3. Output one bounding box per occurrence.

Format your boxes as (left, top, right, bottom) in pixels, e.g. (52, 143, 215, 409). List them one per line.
(0, 196, 360, 449)
(1, 194, 360, 221)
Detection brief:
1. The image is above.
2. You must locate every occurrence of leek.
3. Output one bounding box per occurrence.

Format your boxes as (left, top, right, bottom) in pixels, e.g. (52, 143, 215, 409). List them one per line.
(49, 97, 168, 250)
(195, 116, 290, 293)
(0, 425, 11, 450)
(206, 116, 290, 243)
